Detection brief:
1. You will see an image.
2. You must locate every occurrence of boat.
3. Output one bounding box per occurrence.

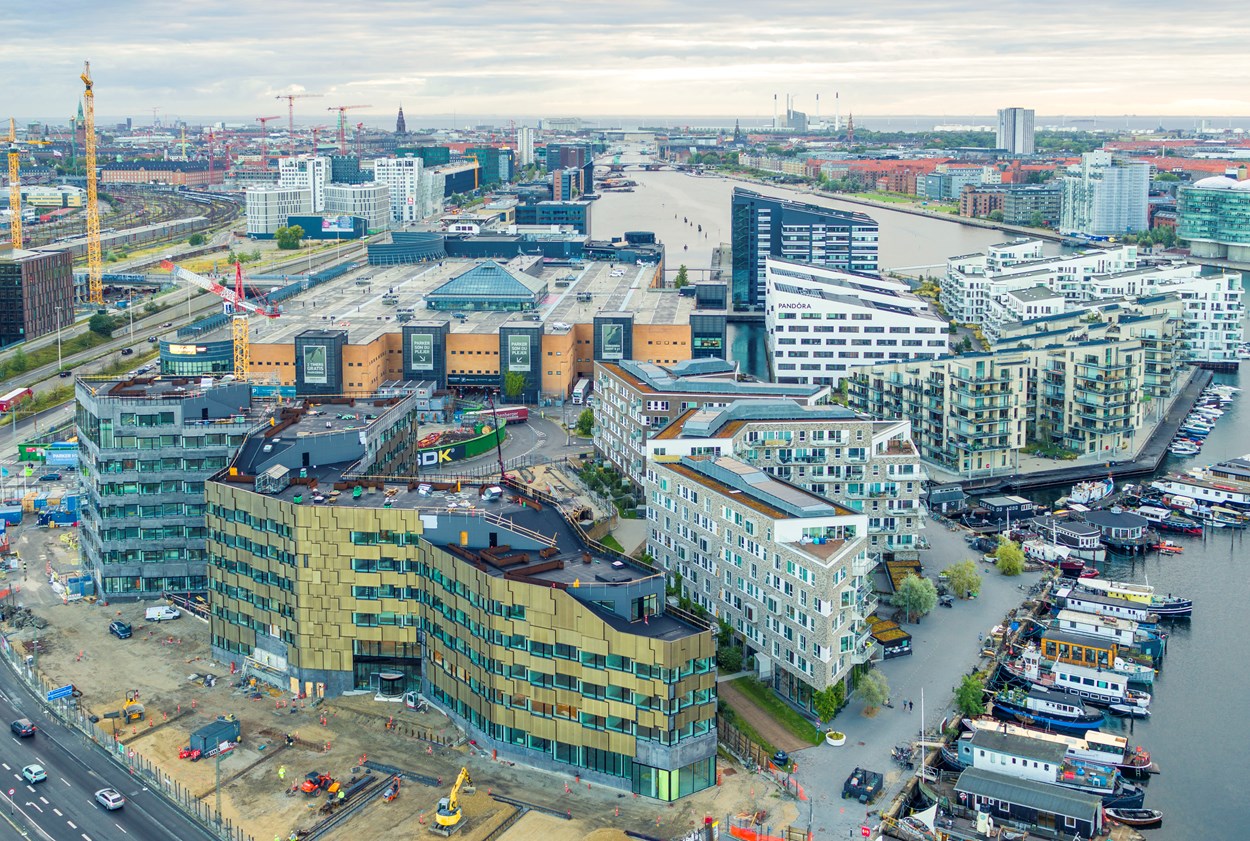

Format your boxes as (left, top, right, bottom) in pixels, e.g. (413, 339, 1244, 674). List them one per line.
(1105, 808, 1163, 829)
(1150, 541, 1183, 554)
(1109, 703, 1152, 718)
(1068, 477, 1114, 505)
(1031, 516, 1106, 563)
(962, 717, 1156, 778)
(1158, 514, 1202, 535)
(1075, 578, 1193, 618)
(1000, 645, 1152, 710)
(990, 684, 1104, 734)
(1168, 442, 1200, 456)
(1021, 540, 1086, 577)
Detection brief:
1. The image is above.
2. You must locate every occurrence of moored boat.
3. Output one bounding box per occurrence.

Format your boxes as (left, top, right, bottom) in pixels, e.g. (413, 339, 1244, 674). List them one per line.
(1001, 645, 1152, 710)
(1068, 476, 1114, 505)
(1105, 808, 1163, 828)
(962, 717, 1156, 778)
(990, 684, 1104, 734)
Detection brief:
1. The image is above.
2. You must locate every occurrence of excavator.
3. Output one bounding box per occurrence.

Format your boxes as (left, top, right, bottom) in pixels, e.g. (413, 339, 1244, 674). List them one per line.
(433, 767, 474, 835)
(122, 690, 144, 722)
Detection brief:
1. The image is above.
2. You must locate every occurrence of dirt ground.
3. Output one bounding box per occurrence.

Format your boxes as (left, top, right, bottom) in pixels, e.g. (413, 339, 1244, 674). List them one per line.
(4, 525, 804, 841)
(717, 681, 809, 754)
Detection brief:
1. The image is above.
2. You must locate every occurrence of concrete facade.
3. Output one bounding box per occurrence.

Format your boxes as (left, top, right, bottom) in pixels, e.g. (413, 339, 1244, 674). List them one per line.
(245, 187, 312, 237)
(325, 183, 391, 232)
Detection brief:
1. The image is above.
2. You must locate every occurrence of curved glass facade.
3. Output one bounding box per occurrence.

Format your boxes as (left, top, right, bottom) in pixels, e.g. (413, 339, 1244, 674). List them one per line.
(160, 339, 234, 375)
(1178, 184, 1250, 253)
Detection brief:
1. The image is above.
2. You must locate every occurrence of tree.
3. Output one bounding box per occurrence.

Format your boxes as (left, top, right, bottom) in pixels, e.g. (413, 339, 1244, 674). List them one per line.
(716, 646, 743, 673)
(892, 573, 937, 622)
(273, 225, 304, 250)
(944, 560, 983, 599)
(503, 370, 528, 399)
(955, 673, 987, 717)
(1029, 211, 1046, 228)
(88, 313, 116, 338)
(987, 209, 1005, 222)
(188, 233, 206, 246)
(995, 538, 1026, 576)
(857, 668, 890, 713)
(673, 265, 690, 289)
(814, 683, 846, 724)
(575, 408, 595, 436)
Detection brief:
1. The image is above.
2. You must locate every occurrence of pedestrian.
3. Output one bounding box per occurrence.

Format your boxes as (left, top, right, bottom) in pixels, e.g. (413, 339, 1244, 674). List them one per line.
(910, 701, 914, 712)
(278, 765, 286, 781)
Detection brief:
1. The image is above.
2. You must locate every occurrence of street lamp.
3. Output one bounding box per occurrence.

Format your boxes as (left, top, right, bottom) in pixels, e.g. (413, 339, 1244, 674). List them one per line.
(56, 306, 63, 372)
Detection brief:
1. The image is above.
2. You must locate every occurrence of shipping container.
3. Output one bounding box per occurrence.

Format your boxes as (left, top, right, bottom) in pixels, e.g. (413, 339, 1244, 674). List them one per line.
(0, 507, 21, 526)
(189, 717, 241, 754)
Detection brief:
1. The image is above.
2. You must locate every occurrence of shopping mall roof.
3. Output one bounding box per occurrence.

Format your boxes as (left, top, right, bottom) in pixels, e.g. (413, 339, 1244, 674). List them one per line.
(424, 260, 547, 308)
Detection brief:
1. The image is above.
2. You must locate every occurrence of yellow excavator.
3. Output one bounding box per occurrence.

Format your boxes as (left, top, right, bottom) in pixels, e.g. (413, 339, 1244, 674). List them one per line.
(122, 689, 144, 722)
(433, 767, 474, 834)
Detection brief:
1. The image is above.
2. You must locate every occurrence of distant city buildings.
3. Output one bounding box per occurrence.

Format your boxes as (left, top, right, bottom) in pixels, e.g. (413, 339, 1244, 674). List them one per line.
(996, 108, 1036, 155)
(245, 186, 312, 236)
(278, 156, 331, 212)
(516, 126, 535, 166)
(1176, 175, 1250, 262)
(325, 182, 390, 232)
(373, 157, 445, 223)
(1060, 151, 1150, 236)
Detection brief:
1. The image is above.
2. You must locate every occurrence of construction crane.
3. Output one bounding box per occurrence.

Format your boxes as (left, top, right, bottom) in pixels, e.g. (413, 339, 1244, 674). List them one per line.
(433, 767, 474, 834)
(275, 92, 323, 158)
(327, 105, 370, 155)
(81, 61, 103, 306)
(5, 118, 51, 250)
(354, 122, 366, 159)
(254, 115, 281, 170)
(308, 125, 332, 156)
(162, 259, 279, 380)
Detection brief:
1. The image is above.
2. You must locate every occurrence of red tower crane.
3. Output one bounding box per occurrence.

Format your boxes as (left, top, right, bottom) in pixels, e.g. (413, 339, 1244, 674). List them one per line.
(327, 105, 371, 154)
(354, 122, 365, 159)
(162, 260, 279, 380)
(274, 92, 322, 158)
(255, 115, 282, 170)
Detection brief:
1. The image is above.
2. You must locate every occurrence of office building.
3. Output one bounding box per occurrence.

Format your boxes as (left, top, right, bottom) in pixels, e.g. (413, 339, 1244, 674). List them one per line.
(435, 162, 480, 197)
(76, 378, 260, 597)
(544, 144, 594, 194)
(465, 147, 512, 187)
(397, 146, 452, 167)
(1176, 176, 1250, 262)
(996, 108, 1036, 155)
(959, 184, 1061, 226)
(373, 157, 445, 223)
(100, 161, 218, 187)
(646, 401, 925, 560)
(325, 183, 391, 232)
(921, 166, 989, 202)
(516, 126, 535, 166)
(0, 245, 74, 347)
(245, 187, 313, 236)
(764, 257, 947, 385)
(329, 155, 372, 185)
(514, 200, 591, 234)
(206, 395, 716, 799)
(553, 167, 583, 201)
(644, 454, 874, 712)
(1060, 152, 1150, 237)
(593, 359, 830, 483)
(731, 188, 879, 312)
(279, 156, 332, 212)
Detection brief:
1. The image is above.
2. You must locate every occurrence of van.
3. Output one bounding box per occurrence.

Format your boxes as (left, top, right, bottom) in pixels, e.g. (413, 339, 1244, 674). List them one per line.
(144, 606, 180, 622)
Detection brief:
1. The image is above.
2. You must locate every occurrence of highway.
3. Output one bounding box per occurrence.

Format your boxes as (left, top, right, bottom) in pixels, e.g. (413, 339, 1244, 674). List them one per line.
(0, 659, 217, 841)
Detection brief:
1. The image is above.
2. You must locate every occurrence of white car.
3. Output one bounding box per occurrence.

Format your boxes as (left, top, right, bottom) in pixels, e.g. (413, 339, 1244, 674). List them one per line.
(22, 764, 46, 784)
(95, 787, 125, 810)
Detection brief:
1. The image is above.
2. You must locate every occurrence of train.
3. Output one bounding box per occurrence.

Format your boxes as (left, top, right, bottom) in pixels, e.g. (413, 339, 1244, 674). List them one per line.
(0, 388, 34, 413)
(462, 406, 528, 424)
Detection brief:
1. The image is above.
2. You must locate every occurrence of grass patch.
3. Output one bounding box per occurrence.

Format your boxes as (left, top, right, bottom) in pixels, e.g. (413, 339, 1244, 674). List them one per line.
(729, 677, 824, 746)
(600, 534, 625, 553)
(719, 704, 777, 755)
(0, 331, 113, 379)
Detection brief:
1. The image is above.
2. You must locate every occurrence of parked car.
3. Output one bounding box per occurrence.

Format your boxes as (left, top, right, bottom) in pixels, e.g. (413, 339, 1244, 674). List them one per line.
(22, 764, 47, 784)
(11, 718, 36, 737)
(95, 788, 125, 810)
(120, 347, 134, 356)
(58, 369, 73, 378)
(109, 620, 132, 639)
(38, 473, 62, 482)
(144, 606, 180, 622)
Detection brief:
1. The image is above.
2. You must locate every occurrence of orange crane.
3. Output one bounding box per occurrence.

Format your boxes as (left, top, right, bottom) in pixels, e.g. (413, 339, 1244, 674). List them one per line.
(5, 118, 51, 250)
(162, 260, 279, 380)
(275, 93, 323, 158)
(255, 115, 282, 170)
(327, 106, 370, 155)
(308, 125, 332, 155)
(354, 122, 366, 159)
(81, 61, 103, 306)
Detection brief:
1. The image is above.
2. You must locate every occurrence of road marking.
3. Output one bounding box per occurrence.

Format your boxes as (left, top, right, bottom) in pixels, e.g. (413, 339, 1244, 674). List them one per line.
(67, 820, 76, 828)
(53, 808, 62, 816)
(60, 778, 69, 786)
(26, 801, 42, 812)
(2, 761, 9, 768)
(115, 825, 126, 834)
(39, 795, 48, 804)
(83, 835, 93, 841)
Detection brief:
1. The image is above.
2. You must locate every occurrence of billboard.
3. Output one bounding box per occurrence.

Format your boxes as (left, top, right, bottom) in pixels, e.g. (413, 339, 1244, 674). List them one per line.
(693, 337, 723, 350)
(507, 334, 531, 372)
(303, 345, 328, 384)
(602, 323, 624, 360)
(168, 344, 208, 355)
(321, 215, 355, 234)
(410, 333, 435, 371)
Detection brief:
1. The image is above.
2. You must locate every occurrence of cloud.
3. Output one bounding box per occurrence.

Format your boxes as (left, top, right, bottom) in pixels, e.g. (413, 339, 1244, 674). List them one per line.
(8, 0, 1249, 121)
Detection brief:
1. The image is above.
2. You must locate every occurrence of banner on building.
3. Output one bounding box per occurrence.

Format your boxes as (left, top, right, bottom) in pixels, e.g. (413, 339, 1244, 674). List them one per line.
(507, 334, 530, 372)
(410, 333, 435, 371)
(602, 323, 624, 360)
(303, 345, 328, 384)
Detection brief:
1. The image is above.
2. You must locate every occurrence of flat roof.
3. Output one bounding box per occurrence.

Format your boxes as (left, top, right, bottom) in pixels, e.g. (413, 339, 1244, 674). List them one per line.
(955, 768, 1100, 819)
(662, 455, 853, 520)
(602, 360, 826, 399)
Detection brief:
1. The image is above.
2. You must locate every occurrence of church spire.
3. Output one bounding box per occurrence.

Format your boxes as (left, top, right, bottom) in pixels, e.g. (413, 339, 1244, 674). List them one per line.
(396, 105, 406, 135)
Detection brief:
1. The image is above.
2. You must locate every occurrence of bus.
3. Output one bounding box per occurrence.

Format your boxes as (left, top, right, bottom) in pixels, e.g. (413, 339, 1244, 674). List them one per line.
(463, 406, 528, 424)
(571, 378, 592, 405)
(0, 388, 34, 413)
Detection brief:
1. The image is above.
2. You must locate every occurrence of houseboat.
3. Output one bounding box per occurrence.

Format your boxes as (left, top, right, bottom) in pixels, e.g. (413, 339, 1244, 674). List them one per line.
(990, 684, 1105, 734)
(1075, 578, 1193, 618)
(1081, 509, 1153, 555)
(962, 718, 1156, 779)
(1055, 586, 1158, 624)
(1001, 645, 1151, 711)
(1021, 540, 1086, 577)
(955, 768, 1104, 841)
(1031, 515, 1106, 563)
(1151, 466, 1250, 510)
(1068, 477, 1114, 505)
(1051, 608, 1166, 666)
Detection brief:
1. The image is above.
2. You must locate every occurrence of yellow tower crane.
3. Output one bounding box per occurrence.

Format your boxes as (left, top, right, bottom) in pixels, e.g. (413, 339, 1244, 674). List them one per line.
(161, 260, 280, 380)
(81, 61, 103, 306)
(5, 119, 51, 250)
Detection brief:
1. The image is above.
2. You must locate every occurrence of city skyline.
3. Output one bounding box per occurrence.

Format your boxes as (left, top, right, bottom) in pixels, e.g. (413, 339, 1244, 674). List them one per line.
(7, 1, 1249, 120)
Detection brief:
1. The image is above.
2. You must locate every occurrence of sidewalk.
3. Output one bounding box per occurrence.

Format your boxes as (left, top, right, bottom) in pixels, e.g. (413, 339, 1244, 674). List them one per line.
(787, 523, 1040, 838)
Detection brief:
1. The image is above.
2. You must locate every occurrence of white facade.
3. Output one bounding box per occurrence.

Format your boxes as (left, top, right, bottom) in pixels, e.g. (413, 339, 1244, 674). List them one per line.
(373, 157, 443, 223)
(516, 126, 535, 166)
(1159, 271, 1245, 365)
(245, 186, 312, 236)
(278, 156, 332, 212)
(996, 107, 1035, 155)
(325, 183, 391, 232)
(765, 257, 947, 385)
(984, 286, 1065, 344)
(1060, 151, 1150, 236)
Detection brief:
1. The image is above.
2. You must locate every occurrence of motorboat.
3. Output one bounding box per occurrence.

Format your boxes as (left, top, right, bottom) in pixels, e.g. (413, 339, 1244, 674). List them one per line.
(1068, 477, 1114, 505)
(1151, 540, 1183, 554)
(1109, 703, 1152, 718)
(1105, 809, 1163, 829)
(1168, 441, 1200, 457)
(990, 685, 1104, 734)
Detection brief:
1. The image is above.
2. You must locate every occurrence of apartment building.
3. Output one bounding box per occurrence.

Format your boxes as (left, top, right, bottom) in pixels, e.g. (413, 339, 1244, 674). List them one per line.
(76, 378, 262, 597)
(644, 454, 875, 713)
(1177, 175, 1250, 262)
(1060, 152, 1150, 237)
(206, 394, 716, 799)
(325, 183, 391, 232)
(245, 187, 312, 236)
(996, 108, 1036, 156)
(764, 257, 948, 385)
(593, 359, 831, 482)
(646, 402, 925, 560)
(278, 156, 332, 212)
(373, 157, 445, 222)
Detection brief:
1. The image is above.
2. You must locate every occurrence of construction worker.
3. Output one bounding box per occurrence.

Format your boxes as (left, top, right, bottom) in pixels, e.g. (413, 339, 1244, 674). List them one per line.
(278, 765, 286, 781)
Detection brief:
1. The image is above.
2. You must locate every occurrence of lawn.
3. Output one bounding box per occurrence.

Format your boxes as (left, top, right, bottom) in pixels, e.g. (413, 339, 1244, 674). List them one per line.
(719, 705, 777, 755)
(729, 677, 824, 746)
(600, 534, 625, 553)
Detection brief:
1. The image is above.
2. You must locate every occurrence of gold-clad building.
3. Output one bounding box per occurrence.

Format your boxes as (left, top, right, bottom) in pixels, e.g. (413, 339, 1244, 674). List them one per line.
(206, 392, 716, 799)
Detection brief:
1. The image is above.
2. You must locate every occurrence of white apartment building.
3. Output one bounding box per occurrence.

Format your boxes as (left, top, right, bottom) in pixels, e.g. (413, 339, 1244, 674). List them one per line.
(278, 156, 332, 212)
(244, 186, 312, 236)
(646, 401, 925, 560)
(516, 126, 535, 166)
(1060, 151, 1151, 237)
(765, 257, 948, 385)
(373, 157, 445, 223)
(645, 454, 876, 710)
(996, 107, 1036, 156)
(325, 183, 391, 232)
(984, 286, 1065, 344)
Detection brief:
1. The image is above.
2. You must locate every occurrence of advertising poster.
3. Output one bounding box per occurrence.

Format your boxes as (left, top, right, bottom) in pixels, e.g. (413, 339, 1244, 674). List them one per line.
(507, 334, 531, 372)
(303, 345, 328, 384)
(410, 333, 435, 371)
(602, 323, 624, 360)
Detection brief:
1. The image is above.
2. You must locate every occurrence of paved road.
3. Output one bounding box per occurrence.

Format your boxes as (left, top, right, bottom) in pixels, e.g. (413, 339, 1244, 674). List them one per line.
(0, 653, 218, 841)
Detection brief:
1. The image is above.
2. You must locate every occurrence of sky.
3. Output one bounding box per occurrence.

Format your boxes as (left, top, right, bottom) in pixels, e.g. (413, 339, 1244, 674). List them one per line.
(8, 1, 1249, 124)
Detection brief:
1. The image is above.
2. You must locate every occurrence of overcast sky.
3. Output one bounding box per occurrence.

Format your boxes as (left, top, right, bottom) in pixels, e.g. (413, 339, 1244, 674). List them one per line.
(10, 1, 1248, 124)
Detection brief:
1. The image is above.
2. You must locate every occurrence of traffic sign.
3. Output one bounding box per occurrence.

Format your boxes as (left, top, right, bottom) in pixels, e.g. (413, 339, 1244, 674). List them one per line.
(47, 684, 74, 701)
